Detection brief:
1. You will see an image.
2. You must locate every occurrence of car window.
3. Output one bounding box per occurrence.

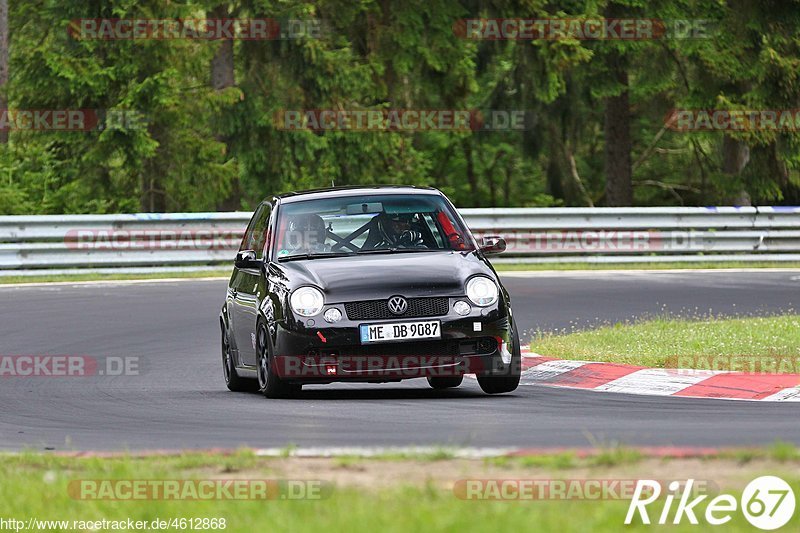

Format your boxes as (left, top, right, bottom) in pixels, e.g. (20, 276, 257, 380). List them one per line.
(240, 203, 272, 259)
(322, 213, 374, 249)
(273, 194, 475, 259)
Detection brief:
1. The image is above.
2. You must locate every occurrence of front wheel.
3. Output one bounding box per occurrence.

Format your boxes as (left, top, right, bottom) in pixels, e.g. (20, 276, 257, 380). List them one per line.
(476, 318, 521, 394)
(257, 323, 301, 399)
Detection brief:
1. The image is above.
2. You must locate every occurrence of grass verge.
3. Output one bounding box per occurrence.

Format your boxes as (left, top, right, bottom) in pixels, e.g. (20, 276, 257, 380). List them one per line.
(0, 269, 232, 285)
(531, 314, 800, 369)
(1, 447, 798, 532)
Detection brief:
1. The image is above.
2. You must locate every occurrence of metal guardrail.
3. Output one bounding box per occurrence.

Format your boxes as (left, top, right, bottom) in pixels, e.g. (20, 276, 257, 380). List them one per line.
(0, 207, 798, 272)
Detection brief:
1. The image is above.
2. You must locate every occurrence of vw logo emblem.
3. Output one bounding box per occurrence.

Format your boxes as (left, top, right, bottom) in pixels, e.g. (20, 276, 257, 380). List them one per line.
(388, 296, 408, 315)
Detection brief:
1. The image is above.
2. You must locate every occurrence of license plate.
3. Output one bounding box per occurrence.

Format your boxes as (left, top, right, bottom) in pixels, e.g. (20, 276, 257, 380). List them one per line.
(359, 321, 441, 344)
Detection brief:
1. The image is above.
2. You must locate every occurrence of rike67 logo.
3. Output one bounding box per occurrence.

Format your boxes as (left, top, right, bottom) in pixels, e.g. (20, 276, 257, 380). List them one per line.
(626, 476, 796, 530)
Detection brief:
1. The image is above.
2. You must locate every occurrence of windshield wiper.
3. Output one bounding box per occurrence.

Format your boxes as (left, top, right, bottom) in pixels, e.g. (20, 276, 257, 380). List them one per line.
(278, 251, 355, 262)
(281, 249, 446, 261)
(355, 248, 444, 255)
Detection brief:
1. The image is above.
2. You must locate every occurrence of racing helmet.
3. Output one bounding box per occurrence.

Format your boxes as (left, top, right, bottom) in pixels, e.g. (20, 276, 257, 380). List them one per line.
(285, 213, 327, 250)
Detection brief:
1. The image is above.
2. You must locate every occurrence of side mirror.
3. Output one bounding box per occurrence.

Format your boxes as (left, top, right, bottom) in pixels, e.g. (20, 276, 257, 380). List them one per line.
(479, 235, 506, 255)
(234, 249, 261, 269)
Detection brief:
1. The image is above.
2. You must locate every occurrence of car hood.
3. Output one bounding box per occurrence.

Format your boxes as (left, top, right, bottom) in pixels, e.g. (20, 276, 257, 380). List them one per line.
(274, 251, 495, 302)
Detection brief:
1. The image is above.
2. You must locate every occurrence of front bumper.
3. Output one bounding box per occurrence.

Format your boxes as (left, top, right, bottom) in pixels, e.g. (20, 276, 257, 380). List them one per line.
(270, 299, 513, 383)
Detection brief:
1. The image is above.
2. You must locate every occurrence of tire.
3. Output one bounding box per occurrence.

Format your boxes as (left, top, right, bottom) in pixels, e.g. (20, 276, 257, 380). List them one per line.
(476, 317, 521, 395)
(222, 327, 259, 392)
(427, 376, 463, 389)
(256, 323, 301, 399)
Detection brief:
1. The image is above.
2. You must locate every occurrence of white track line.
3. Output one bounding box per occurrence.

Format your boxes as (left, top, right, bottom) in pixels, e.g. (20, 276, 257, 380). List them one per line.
(762, 388, 800, 402)
(594, 368, 717, 396)
(254, 446, 517, 458)
(520, 359, 588, 381)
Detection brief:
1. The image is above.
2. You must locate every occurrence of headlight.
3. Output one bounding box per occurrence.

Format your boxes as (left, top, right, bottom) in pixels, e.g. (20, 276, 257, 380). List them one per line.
(290, 286, 324, 317)
(323, 308, 342, 323)
(466, 276, 498, 307)
(453, 300, 471, 316)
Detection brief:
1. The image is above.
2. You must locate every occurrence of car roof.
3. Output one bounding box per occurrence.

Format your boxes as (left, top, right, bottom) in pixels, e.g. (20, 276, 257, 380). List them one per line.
(271, 185, 441, 204)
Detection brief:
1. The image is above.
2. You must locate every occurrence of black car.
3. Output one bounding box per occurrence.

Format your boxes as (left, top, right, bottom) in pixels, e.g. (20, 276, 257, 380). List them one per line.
(220, 186, 521, 398)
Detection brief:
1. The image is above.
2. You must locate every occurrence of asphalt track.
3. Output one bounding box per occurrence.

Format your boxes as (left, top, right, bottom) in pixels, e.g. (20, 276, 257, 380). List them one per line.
(0, 270, 798, 452)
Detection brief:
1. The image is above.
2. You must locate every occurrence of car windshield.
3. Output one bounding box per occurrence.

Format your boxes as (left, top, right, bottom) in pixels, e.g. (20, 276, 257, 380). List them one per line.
(273, 193, 476, 260)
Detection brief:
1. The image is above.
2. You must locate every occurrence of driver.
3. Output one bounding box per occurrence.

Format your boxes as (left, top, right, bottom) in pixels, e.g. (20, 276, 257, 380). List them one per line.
(374, 212, 425, 248)
(284, 213, 330, 254)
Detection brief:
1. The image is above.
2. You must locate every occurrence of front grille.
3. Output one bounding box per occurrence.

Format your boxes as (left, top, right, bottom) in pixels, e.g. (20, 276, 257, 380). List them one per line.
(345, 297, 450, 320)
(318, 340, 460, 357)
(310, 338, 497, 358)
